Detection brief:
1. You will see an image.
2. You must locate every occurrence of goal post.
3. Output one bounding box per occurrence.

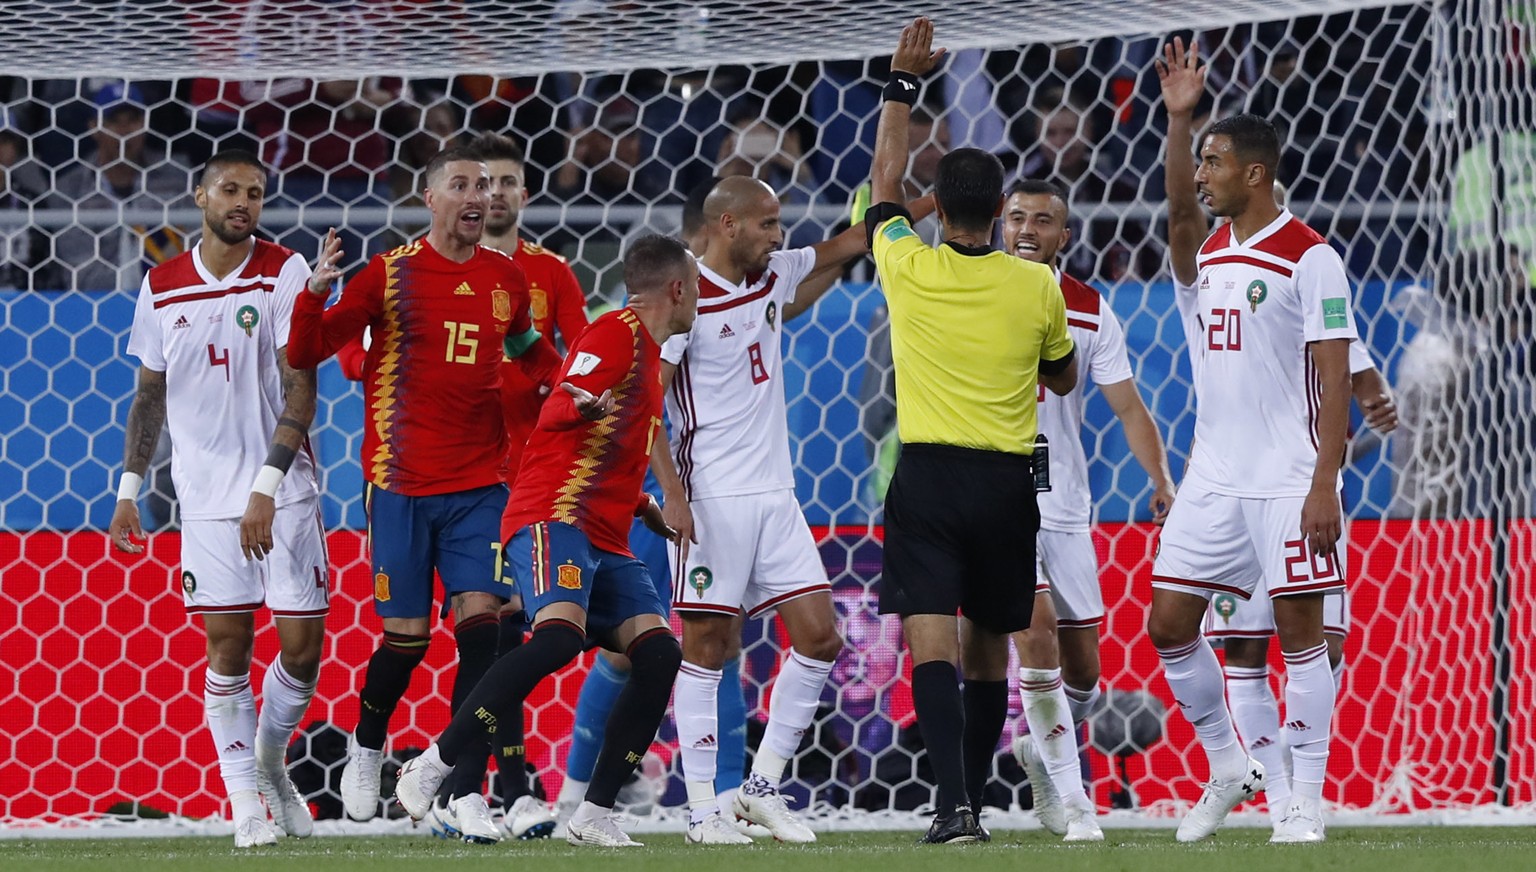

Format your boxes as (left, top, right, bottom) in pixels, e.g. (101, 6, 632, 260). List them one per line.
(3, 0, 1534, 830)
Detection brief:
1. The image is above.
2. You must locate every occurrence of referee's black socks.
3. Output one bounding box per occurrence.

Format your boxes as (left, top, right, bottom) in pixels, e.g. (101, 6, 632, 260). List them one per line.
(911, 660, 969, 816)
(962, 679, 1009, 814)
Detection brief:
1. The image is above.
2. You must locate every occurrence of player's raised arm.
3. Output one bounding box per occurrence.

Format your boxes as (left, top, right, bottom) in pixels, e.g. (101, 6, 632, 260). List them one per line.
(287, 228, 374, 369)
(1157, 37, 1209, 286)
(110, 365, 166, 554)
(787, 193, 938, 322)
(870, 18, 945, 209)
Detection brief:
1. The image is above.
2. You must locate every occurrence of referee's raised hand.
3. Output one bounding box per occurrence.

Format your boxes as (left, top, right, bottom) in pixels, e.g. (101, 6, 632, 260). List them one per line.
(892, 17, 946, 77)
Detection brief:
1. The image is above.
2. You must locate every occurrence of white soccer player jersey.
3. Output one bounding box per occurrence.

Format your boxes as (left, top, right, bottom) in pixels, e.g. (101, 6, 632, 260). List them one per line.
(1174, 210, 1359, 497)
(661, 247, 817, 500)
(1037, 271, 1134, 533)
(126, 239, 319, 521)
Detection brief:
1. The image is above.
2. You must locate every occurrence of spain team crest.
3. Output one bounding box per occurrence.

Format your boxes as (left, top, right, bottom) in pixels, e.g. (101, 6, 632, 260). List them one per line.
(557, 563, 583, 590)
(374, 572, 391, 602)
(492, 288, 512, 322)
(529, 287, 549, 323)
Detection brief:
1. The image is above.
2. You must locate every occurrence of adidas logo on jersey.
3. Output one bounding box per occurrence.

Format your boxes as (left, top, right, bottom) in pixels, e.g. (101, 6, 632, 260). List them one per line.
(454, 282, 474, 295)
(172, 315, 190, 330)
(718, 324, 735, 338)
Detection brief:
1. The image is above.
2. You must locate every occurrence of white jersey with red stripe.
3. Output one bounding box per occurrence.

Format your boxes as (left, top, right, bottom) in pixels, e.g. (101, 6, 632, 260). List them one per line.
(1037, 271, 1135, 533)
(661, 247, 817, 500)
(1174, 210, 1358, 498)
(126, 239, 319, 521)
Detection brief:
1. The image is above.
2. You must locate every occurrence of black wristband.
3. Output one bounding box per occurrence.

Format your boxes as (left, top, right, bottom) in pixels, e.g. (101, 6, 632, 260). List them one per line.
(882, 71, 920, 105)
(263, 443, 298, 473)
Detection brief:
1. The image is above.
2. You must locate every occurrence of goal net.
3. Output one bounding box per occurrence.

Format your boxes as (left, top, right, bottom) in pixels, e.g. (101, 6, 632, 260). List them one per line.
(4, 0, 1533, 831)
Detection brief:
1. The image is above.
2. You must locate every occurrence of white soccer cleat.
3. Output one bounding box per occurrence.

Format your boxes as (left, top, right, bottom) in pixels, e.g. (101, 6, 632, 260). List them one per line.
(502, 794, 557, 840)
(686, 811, 754, 845)
(1270, 798, 1326, 844)
(732, 817, 774, 839)
(1014, 735, 1067, 835)
(565, 811, 643, 847)
(448, 794, 502, 844)
(1176, 758, 1266, 842)
(339, 734, 384, 822)
(426, 799, 461, 840)
(1063, 805, 1104, 843)
(551, 797, 580, 839)
(732, 786, 816, 843)
(394, 745, 451, 821)
(233, 813, 281, 848)
(254, 753, 314, 838)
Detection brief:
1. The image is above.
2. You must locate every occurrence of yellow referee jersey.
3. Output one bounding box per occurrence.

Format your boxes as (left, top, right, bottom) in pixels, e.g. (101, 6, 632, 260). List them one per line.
(872, 214, 1074, 456)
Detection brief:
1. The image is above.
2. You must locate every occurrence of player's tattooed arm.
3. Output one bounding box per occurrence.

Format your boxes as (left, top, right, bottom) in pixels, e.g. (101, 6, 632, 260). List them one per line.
(121, 366, 167, 477)
(269, 350, 318, 470)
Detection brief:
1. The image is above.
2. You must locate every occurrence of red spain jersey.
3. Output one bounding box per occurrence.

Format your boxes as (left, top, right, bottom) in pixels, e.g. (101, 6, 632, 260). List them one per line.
(502, 237, 590, 488)
(288, 239, 559, 496)
(503, 308, 662, 556)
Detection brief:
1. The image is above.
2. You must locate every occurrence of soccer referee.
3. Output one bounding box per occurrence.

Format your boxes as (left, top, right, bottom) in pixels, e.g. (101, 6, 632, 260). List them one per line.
(868, 18, 1078, 844)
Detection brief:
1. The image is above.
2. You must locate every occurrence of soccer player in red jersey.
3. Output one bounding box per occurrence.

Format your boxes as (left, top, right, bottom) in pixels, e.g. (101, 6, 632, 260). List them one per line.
(287, 145, 561, 840)
(394, 235, 699, 849)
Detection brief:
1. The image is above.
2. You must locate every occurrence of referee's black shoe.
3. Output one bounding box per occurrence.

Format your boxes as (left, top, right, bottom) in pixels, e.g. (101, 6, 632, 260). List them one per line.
(919, 805, 984, 844)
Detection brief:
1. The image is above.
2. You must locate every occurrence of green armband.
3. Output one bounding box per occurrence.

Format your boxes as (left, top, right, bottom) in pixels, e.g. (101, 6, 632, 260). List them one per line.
(503, 326, 543, 358)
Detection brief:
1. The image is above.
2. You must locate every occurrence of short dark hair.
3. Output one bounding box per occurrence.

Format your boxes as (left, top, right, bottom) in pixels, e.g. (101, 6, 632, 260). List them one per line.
(935, 148, 1005, 233)
(1008, 178, 1070, 216)
(467, 131, 526, 166)
(1205, 114, 1282, 180)
(422, 145, 486, 189)
(682, 176, 721, 238)
(623, 235, 693, 296)
(199, 148, 266, 188)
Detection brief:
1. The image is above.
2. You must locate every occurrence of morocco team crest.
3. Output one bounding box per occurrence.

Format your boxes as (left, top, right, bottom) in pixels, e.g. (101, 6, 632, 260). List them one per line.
(557, 563, 583, 590)
(691, 566, 713, 598)
(236, 305, 260, 337)
(492, 288, 512, 322)
(1213, 593, 1237, 624)
(1246, 280, 1268, 313)
(766, 301, 777, 331)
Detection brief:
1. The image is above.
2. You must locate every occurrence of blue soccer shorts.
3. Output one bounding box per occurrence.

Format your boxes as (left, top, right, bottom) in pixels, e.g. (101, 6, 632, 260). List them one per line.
(506, 520, 667, 641)
(366, 482, 515, 619)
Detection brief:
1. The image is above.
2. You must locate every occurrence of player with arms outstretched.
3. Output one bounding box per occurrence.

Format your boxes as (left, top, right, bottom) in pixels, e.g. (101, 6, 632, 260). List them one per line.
(1151, 38, 1356, 843)
(111, 149, 327, 848)
(287, 146, 561, 842)
(395, 235, 698, 849)
(985, 179, 1175, 841)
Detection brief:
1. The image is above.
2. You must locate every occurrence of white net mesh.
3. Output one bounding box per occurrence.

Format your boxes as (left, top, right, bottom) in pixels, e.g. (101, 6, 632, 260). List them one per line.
(4, 0, 1535, 830)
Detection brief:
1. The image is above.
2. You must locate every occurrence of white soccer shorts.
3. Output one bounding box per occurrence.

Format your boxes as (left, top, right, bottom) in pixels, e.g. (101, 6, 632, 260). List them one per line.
(1204, 588, 1350, 639)
(180, 496, 331, 617)
(670, 489, 830, 618)
(1151, 482, 1347, 602)
(1035, 528, 1105, 628)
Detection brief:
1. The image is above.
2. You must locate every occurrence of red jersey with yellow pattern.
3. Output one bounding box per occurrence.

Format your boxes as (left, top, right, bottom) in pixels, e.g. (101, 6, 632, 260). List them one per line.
(501, 237, 591, 487)
(289, 238, 558, 496)
(502, 308, 661, 556)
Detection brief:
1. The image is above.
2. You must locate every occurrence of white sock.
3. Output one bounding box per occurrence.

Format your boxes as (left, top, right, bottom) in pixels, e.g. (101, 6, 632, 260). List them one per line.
(570, 799, 609, 826)
(754, 649, 834, 787)
(1283, 643, 1335, 805)
(557, 777, 589, 806)
(205, 668, 258, 795)
(256, 659, 316, 766)
(1225, 665, 1290, 822)
(1063, 682, 1101, 726)
(1019, 667, 1091, 810)
(675, 661, 723, 800)
(1156, 638, 1246, 782)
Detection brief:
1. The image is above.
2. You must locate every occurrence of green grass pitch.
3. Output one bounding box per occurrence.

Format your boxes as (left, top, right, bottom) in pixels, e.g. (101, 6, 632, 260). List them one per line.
(3, 829, 1533, 872)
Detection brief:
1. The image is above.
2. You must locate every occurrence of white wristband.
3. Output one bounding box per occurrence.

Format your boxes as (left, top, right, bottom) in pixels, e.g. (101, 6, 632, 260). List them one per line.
(117, 472, 144, 502)
(252, 465, 285, 498)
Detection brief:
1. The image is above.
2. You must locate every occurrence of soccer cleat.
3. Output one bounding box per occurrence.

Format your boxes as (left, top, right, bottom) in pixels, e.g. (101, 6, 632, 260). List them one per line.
(1014, 735, 1066, 835)
(394, 745, 452, 821)
(502, 794, 557, 840)
(551, 797, 580, 839)
(426, 799, 461, 840)
(448, 794, 502, 844)
(233, 813, 281, 848)
(1063, 805, 1104, 843)
(1270, 798, 1326, 843)
(1175, 758, 1266, 842)
(918, 805, 983, 844)
(339, 734, 384, 822)
(732, 817, 774, 839)
(686, 811, 754, 845)
(254, 753, 314, 838)
(732, 784, 816, 843)
(565, 811, 643, 847)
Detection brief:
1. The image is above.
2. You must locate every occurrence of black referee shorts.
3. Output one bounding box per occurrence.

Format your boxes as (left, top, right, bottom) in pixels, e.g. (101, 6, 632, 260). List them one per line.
(878, 443, 1040, 635)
